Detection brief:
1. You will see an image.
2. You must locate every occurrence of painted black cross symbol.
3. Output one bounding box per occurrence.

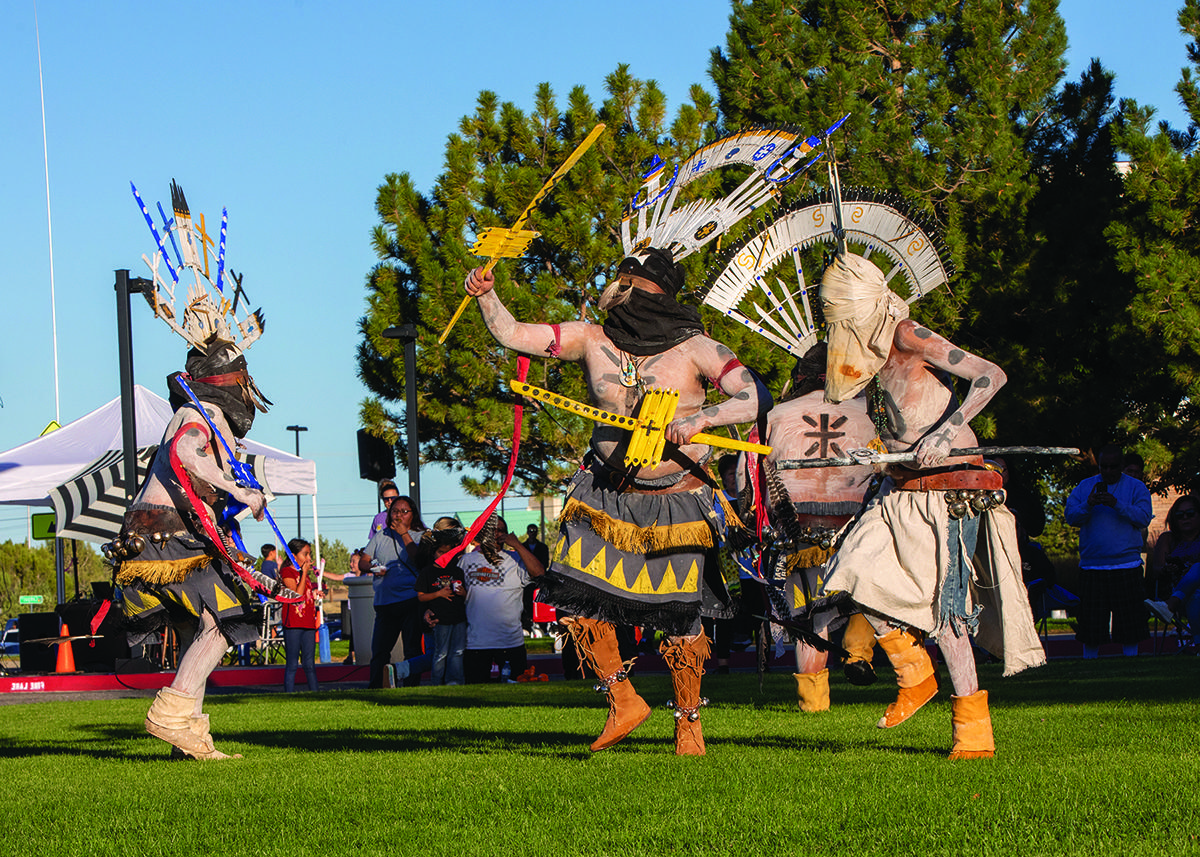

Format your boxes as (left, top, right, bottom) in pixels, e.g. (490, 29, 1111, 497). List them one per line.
(802, 413, 848, 458)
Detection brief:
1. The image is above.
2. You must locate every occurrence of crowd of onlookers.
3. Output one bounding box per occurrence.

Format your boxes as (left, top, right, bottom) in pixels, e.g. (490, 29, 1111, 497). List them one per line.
(347, 479, 549, 689)
(267, 446, 1200, 694)
(1060, 447, 1198, 657)
(258, 479, 555, 692)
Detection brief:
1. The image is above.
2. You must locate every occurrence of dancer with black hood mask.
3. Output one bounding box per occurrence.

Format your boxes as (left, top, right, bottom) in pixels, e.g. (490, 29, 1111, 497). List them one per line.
(114, 343, 292, 759)
(113, 181, 299, 759)
(464, 246, 767, 755)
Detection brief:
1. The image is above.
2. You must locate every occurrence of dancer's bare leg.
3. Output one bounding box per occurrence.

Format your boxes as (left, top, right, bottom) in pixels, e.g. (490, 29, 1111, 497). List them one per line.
(936, 631, 979, 697)
(172, 610, 227, 716)
(794, 638, 830, 673)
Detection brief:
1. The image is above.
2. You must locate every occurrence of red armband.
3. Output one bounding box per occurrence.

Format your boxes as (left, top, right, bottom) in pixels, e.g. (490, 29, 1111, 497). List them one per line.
(545, 324, 562, 358)
(714, 358, 744, 386)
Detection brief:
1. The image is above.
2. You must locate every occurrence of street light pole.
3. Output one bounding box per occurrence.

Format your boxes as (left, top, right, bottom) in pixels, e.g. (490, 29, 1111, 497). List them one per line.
(285, 425, 307, 538)
(381, 323, 421, 510)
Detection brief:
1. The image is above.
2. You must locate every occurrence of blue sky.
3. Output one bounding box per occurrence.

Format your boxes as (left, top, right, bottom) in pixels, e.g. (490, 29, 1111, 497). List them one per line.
(0, 0, 1192, 553)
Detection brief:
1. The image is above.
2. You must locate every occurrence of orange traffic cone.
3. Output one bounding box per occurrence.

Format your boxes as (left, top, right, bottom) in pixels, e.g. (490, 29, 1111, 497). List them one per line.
(55, 622, 76, 673)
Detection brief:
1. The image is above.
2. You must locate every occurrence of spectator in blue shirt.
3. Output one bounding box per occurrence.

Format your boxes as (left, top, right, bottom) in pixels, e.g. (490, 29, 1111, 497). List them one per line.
(1065, 446, 1154, 658)
(358, 496, 427, 687)
(259, 544, 279, 580)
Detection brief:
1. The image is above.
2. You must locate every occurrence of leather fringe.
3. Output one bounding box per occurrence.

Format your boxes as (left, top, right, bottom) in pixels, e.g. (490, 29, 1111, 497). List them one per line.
(785, 544, 836, 572)
(715, 491, 749, 535)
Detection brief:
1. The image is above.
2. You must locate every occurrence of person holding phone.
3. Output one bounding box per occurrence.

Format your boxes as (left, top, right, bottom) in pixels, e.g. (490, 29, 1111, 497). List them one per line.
(1065, 446, 1154, 658)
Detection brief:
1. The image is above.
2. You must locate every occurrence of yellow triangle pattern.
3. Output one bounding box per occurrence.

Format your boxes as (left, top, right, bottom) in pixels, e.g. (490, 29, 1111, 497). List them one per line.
(212, 583, 240, 613)
(628, 562, 654, 594)
(559, 535, 699, 596)
(581, 546, 608, 584)
(792, 581, 808, 610)
(608, 557, 624, 587)
(677, 560, 699, 595)
(178, 589, 197, 616)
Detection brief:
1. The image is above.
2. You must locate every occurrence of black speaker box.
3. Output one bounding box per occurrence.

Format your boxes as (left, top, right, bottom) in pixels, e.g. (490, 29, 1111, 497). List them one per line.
(357, 429, 396, 481)
(18, 612, 60, 673)
(57, 600, 130, 672)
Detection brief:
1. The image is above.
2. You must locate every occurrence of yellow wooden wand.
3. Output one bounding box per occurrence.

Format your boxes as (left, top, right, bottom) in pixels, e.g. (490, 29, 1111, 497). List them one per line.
(438, 122, 607, 344)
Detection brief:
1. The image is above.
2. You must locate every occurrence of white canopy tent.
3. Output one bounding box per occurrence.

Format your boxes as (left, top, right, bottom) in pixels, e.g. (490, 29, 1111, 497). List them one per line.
(0, 384, 319, 546)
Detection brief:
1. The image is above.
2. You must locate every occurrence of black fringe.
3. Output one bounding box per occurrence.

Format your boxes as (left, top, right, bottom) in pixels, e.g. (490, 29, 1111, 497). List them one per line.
(539, 573, 701, 637)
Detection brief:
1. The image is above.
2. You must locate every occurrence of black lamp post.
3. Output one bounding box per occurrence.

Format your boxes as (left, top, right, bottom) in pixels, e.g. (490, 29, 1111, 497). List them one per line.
(381, 323, 420, 510)
(285, 425, 307, 537)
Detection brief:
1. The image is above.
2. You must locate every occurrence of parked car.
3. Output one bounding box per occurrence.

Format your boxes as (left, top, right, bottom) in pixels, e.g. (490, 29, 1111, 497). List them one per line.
(1, 618, 19, 656)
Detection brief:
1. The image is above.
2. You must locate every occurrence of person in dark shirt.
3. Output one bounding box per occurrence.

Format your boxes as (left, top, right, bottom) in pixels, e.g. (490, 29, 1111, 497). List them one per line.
(416, 518, 469, 685)
(523, 524, 550, 568)
(259, 544, 279, 580)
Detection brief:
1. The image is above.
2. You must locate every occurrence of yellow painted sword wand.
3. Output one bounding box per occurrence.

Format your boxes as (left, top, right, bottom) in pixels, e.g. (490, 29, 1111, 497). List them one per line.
(509, 379, 771, 469)
(438, 122, 607, 344)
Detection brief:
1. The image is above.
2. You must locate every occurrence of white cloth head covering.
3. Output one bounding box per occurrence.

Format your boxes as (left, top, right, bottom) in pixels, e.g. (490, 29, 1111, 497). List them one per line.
(820, 253, 909, 403)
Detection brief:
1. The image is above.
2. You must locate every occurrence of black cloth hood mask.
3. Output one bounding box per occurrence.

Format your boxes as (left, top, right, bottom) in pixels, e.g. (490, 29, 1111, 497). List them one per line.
(603, 248, 704, 356)
(167, 346, 271, 439)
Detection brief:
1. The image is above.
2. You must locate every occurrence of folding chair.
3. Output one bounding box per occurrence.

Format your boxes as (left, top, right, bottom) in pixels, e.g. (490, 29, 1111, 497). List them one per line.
(1144, 599, 1189, 654)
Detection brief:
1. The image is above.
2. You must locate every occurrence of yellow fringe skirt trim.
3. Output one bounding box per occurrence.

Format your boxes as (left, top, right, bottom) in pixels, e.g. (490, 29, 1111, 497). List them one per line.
(560, 497, 716, 555)
(715, 491, 749, 535)
(116, 554, 211, 586)
(785, 544, 836, 572)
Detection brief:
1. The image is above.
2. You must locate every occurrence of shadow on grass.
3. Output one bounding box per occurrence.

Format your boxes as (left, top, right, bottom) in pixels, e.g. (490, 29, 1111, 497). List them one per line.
(0, 725, 156, 762)
(0, 718, 937, 761)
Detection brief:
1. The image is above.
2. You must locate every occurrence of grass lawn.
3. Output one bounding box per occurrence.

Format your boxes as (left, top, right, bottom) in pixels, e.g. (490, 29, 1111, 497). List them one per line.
(0, 655, 1196, 856)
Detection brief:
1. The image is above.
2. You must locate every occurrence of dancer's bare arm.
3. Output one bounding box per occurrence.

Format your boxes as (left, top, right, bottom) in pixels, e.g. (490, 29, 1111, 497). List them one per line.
(895, 322, 1006, 467)
(665, 339, 766, 445)
(465, 267, 588, 360)
(171, 409, 266, 520)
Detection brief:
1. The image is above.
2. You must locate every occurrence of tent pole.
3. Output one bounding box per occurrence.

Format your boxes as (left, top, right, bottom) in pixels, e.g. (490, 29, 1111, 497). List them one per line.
(311, 494, 321, 567)
(54, 538, 65, 606)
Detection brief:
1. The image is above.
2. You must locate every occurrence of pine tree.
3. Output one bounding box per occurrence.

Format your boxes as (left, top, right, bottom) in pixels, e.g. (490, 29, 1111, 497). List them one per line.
(709, 0, 1068, 336)
(358, 72, 724, 497)
(1103, 0, 1200, 489)
(977, 61, 1135, 450)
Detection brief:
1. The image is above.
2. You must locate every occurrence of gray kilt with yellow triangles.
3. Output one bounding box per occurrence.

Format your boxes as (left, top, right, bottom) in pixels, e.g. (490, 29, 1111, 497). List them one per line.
(536, 462, 734, 637)
(117, 535, 259, 647)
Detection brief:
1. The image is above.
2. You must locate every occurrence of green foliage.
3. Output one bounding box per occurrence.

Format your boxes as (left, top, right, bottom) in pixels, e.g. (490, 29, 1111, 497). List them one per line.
(356, 1, 1200, 514)
(710, 0, 1068, 337)
(0, 659, 1198, 856)
(359, 70, 730, 496)
(0, 540, 107, 623)
(967, 58, 1151, 507)
(1100, 0, 1200, 491)
(316, 535, 351, 576)
(0, 540, 55, 622)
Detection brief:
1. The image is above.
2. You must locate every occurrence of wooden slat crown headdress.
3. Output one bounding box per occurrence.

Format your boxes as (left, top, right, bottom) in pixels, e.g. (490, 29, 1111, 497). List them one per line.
(698, 174, 955, 360)
(618, 117, 849, 265)
(131, 179, 265, 355)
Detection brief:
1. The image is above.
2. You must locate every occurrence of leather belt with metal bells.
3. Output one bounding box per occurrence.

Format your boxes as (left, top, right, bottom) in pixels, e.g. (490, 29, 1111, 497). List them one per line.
(944, 488, 1007, 519)
(101, 529, 184, 561)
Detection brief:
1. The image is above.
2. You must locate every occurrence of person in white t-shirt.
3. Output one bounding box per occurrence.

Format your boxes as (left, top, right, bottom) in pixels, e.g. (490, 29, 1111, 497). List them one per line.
(461, 517, 545, 683)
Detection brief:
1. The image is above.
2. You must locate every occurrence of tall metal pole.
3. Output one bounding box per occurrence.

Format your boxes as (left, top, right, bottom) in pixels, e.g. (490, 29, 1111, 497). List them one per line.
(286, 425, 307, 538)
(381, 324, 421, 510)
(103, 269, 146, 609)
(115, 270, 140, 502)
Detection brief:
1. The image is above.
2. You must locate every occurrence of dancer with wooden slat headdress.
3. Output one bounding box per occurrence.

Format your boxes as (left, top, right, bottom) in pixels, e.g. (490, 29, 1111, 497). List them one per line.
(458, 123, 846, 754)
(703, 158, 1046, 758)
(111, 181, 301, 760)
